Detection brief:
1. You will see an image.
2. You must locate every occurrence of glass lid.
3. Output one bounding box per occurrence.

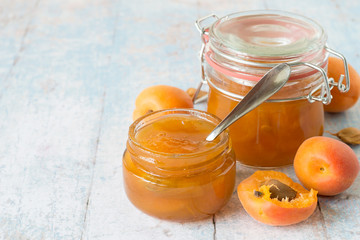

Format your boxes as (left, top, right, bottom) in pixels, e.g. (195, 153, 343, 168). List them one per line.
(209, 11, 327, 58)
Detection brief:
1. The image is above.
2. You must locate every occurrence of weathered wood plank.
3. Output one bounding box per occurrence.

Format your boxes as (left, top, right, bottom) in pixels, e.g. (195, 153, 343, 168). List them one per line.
(211, 0, 360, 239)
(0, 0, 359, 239)
(0, 0, 111, 239)
(81, 1, 216, 239)
(85, 0, 360, 239)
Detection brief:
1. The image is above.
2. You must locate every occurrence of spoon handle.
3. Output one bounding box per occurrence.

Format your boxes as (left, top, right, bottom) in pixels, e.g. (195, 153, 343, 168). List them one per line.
(206, 63, 291, 142)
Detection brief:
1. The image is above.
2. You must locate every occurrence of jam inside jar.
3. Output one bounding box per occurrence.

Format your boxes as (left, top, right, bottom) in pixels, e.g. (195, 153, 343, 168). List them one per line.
(123, 109, 236, 221)
(199, 11, 332, 168)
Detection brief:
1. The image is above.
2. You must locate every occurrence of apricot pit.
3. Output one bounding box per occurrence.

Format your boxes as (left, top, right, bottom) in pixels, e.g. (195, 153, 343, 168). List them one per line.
(265, 179, 297, 201)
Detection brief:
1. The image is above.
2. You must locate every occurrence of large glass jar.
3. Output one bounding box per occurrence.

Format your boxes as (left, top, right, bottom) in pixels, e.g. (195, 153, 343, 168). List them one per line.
(123, 109, 236, 221)
(195, 11, 350, 168)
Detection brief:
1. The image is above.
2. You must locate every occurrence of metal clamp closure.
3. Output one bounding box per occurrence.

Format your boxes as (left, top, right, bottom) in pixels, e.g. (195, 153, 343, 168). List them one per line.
(291, 47, 350, 105)
(195, 14, 219, 35)
(194, 15, 351, 106)
(290, 62, 332, 104)
(193, 14, 219, 103)
(325, 46, 350, 93)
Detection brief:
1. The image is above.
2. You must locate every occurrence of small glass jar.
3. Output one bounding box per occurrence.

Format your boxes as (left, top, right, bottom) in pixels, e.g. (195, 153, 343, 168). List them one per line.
(195, 11, 350, 168)
(123, 109, 236, 221)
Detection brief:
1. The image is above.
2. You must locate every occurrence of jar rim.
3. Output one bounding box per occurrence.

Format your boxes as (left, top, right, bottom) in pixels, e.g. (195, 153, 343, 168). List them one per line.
(209, 10, 327, 59)
(128, 108, 230, 161)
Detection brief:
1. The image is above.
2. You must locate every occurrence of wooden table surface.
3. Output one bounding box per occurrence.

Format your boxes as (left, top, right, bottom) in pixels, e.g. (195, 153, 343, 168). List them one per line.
(0, 0, 359, 239)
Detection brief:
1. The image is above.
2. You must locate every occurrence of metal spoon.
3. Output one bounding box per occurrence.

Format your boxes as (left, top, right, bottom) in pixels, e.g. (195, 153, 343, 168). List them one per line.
(206, 63, 291, 141)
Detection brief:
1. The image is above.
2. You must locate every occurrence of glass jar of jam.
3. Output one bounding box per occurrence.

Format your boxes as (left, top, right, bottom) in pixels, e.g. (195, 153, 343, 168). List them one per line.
(195, 10, 350, 168)
(123, 109, 236, 221)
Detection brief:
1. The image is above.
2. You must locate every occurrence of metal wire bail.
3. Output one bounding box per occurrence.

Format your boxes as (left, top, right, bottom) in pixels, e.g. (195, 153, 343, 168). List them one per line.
(193, 14, 219, 103)
(291, 47, 351, 105)
(289, 62, 331, 104)
(325, 46, 351, 93)
(195, 14, 219, 34)
(194, 14, 351, 106)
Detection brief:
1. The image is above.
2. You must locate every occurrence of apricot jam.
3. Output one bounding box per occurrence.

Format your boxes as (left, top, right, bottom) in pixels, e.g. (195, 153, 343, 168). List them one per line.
(197, 11, 331, 167)
(207, 79, 324, 167)
(123, 109, 236, 221)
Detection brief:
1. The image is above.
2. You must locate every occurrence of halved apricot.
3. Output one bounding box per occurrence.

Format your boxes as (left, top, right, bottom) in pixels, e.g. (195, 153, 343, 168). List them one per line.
(237, 171, 318, 226)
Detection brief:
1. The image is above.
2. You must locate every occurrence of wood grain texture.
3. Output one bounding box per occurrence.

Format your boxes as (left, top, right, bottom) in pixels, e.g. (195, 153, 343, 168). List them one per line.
(0, 0, 359, 239)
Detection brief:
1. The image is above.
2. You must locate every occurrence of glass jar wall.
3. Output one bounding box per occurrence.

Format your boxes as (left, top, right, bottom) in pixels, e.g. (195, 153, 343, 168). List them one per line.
(206, 71, 324, 167)
(201, 11, 329, 167)
(123, 109, 236, 221)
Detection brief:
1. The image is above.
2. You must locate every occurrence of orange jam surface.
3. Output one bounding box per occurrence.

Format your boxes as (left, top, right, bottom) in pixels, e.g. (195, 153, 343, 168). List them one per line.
(135, 115, 219, 154)
(123, 113, 236, 221)
(207, 78, 324, 167)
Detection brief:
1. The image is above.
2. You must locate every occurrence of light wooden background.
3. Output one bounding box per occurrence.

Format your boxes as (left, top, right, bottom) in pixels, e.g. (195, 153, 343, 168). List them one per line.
(0, 0, 359, 239)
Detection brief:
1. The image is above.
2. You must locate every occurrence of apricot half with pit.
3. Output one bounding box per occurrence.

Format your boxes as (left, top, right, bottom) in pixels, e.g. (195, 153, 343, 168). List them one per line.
(237, 171, 318, 226)
(133, 85, 193, 120)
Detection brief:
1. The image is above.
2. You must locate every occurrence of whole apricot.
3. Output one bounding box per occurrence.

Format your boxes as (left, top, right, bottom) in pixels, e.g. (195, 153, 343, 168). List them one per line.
(133, 85, 193, 120)
(294, 136, 360, 196)
(324, 57, 360, 112)
(237, 171, 318, 226)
